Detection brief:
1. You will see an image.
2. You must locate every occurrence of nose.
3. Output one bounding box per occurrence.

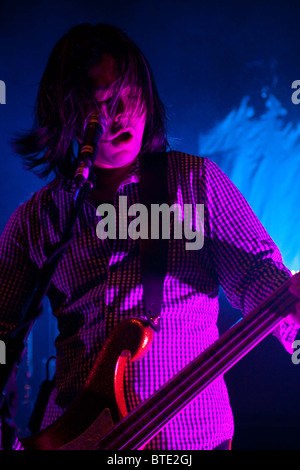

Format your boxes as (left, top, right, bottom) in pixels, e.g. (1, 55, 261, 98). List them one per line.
(113, 96, 126, 123)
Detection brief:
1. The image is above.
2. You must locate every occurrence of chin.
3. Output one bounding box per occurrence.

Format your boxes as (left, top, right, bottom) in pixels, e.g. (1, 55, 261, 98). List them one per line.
(95, 147, 139, 168)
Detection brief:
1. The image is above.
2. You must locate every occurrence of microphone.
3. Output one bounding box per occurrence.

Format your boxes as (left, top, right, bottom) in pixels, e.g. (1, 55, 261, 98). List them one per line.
(74, 111, 107, 190)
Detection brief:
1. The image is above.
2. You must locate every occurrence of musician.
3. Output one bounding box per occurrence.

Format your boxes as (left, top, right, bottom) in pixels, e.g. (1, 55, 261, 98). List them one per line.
(0, 23, 300, 450)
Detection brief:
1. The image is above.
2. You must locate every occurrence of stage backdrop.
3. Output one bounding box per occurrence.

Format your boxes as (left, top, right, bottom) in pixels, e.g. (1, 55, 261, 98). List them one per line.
(0, 0, 299, 449)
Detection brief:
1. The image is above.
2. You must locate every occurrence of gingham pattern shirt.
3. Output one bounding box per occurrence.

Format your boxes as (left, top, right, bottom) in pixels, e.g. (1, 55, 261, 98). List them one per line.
(0, 151, 298, 450)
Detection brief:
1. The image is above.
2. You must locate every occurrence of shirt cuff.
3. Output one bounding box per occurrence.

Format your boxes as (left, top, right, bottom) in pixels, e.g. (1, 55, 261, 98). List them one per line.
(272, 318, 300, 354)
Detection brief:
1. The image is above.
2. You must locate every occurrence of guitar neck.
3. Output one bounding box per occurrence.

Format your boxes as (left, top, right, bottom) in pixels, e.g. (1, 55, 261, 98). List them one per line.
(97, 275, 297, 450)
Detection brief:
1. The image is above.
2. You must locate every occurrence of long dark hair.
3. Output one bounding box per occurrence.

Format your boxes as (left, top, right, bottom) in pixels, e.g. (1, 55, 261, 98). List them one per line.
(13, 23, 169, 178)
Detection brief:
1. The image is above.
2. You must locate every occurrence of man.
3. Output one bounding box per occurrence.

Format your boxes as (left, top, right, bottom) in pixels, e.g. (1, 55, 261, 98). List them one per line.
(0, 23, 300, 450)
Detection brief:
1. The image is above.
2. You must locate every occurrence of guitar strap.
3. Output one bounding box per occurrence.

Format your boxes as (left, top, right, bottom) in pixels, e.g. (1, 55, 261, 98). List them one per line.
(139, 152, 169, 333)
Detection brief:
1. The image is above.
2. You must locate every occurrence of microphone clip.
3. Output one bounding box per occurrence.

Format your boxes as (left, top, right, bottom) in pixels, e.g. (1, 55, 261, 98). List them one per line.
(74, 111, 107, 195)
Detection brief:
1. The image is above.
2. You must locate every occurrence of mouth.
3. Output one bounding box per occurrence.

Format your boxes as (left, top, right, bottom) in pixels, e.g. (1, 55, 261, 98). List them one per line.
(102, 128, 134, 145)
(112, 131, 133, 143)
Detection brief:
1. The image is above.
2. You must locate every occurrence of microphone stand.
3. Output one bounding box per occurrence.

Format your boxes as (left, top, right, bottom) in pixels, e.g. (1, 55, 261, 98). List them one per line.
(0, 177, 93, 449)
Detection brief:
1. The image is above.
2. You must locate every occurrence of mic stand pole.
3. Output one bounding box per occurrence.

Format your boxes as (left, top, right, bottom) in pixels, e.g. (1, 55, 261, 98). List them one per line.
(0, 178, 93, 449)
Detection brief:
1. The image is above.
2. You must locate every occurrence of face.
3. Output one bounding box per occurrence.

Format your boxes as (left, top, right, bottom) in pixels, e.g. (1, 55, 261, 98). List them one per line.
(88, 54, 146, 169)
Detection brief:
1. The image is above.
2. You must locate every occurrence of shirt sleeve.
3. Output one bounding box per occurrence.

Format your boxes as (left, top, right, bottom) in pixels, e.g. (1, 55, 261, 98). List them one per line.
(202, 157, 299, 352)
(0, 204, 38, 338)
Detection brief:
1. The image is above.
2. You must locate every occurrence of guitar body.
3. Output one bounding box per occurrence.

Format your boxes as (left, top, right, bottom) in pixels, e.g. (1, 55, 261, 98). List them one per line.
(21, 318, 153, 450)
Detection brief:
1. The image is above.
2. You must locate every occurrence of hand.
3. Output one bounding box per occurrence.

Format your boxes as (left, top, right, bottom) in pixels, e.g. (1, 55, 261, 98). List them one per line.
(288, 273, 300, 326)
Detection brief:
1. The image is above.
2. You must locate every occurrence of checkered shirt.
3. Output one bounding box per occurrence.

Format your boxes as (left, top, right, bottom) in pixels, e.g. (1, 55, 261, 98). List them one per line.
(0, 151, 298, 449)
